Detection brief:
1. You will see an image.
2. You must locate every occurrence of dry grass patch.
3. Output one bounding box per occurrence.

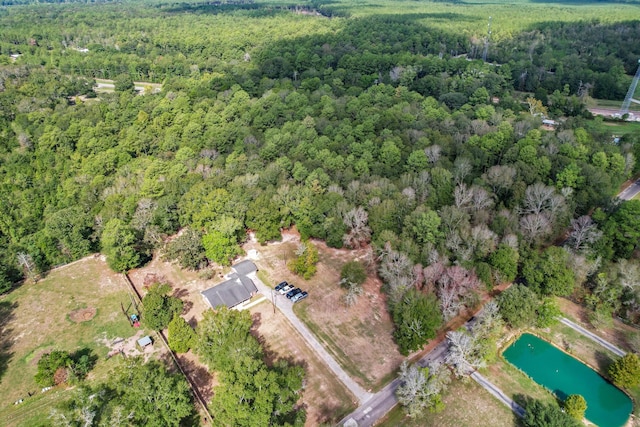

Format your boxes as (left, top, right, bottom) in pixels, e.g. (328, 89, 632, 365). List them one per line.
(379, 378, 520, 427)
(244, 230, 404, 391)
(0, 256, 142, 426)
(249, 301, 356, 426)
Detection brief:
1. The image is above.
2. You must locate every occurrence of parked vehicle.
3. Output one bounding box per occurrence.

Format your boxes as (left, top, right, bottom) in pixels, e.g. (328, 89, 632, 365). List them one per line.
(275, 281, 288, 292)
(279, 284, 293, 295)
(291, 291, 308, 303)
(286, 288, 302, 299)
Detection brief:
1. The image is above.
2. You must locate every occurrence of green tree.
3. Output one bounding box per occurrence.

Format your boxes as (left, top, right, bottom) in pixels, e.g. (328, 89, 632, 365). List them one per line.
(340, 261, 367, 288)
(392, 289, 443, 355)
(488, 244, 519, 283)
(141, 283, 183, 331)
(163, 227, 207, 270)
(498, 284, 538, 328)
(601, 200, 640, 259)
(523, 398, 582, 427)
(196, 307, 262, 373)
(522, 247, 575, 296)
(168, 315, 196, 353)
(101, 218, 141, 272)
(288, 242, 319, 279)
(609, 353, 640, 389)
(114, 74, 135, 93)
(114, 358, 194, 426)
(564, 394, 587, 420)
(202, 230, 243, 267)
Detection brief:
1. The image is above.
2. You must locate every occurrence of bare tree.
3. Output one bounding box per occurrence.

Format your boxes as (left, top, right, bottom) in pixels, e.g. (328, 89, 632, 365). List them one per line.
(445, 330, 486, 376)
(378, 243, 416, 301)
(454, 183, 473, 210)
(437, 266, 480, 321)
(424, 145, 442, 165)
(396, 361, 450, 417)
(343, 282, 364, 307)
(453, 157, 472, 185)
(519, 212, 552, 243)
(471, 186, 494, 213)
(482, 165, 516, 195)
(521, 182, 565, 217)
(342, 207, 372, 249)
(566, 215, 602, 252)
(17, 252, 39, 282)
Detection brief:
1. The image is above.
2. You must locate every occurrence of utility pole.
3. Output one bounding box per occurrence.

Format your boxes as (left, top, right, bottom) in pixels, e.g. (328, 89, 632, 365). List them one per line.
(482, 16, 492, 63)
(620, 59, 640, 118)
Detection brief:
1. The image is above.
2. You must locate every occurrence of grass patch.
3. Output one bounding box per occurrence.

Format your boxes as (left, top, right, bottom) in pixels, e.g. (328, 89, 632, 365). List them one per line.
(249, 302, 356, 425)
(293, 303, 372, 388)
(586, 119, 640, 136)
(0, 257, 140, 426)
(378, 378, 520, 427)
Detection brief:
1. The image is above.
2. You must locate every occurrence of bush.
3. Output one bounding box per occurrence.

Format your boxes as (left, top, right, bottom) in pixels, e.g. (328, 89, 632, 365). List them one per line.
(35, 350, 72, 386)
(288, 242, 319, 280)
(340, 261, 367, 288)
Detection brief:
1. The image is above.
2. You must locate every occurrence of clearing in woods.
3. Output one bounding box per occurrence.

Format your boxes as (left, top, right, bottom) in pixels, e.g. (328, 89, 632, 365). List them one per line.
(0, 256, 153, 427)
(244, 229, 405, 392)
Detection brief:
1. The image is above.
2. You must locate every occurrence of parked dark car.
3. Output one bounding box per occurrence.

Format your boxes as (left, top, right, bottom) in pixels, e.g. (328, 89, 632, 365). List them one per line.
(286, 288, 302, 299)
(275, 281, 288, 292)
(291, 291, 308, 303)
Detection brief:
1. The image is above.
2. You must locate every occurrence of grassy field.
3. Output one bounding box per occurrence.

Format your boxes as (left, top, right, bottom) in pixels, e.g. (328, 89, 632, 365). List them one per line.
(378, 378, 520, 427)
(586, 119, 640, 136)
(0, 257, 147, 427)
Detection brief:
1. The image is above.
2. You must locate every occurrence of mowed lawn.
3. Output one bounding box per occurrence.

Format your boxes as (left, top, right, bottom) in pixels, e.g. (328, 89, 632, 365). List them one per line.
(379, 378, 520, 427)
(0, 256, 137, 426)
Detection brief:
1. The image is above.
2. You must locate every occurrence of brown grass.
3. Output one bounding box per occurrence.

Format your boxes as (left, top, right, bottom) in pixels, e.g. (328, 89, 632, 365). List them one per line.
(378, 378, 520, 427)
(249, 301, 356, 426)
(244, 230, 405, 391)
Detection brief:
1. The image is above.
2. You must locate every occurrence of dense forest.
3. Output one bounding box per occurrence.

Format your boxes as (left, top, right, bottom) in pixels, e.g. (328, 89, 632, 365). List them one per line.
(1, 1, 640, 422)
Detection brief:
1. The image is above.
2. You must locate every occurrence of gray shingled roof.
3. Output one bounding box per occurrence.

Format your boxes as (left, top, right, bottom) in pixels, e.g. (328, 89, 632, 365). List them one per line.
(231, 260, 258, 276)
(201, 275, 257, 309)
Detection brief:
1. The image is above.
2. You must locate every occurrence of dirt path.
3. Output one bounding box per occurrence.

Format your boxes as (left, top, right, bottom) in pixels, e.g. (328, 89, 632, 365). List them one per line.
(559, 317, 626, 357)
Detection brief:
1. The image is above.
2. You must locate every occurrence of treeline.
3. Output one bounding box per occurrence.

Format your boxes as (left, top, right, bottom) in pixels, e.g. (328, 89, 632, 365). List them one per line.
(1, 1, 640, 352)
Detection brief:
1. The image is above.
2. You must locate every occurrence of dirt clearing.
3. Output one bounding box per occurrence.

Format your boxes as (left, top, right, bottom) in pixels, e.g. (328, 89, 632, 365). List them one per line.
(244, 230, 404, 391)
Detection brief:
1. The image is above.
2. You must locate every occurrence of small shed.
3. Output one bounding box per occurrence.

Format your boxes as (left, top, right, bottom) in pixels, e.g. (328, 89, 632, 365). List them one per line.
(137, 335, 153, 349)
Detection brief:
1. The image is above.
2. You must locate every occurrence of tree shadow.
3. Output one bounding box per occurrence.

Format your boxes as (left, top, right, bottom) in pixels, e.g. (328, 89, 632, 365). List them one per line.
(593, 349, 615, 375)
(0, 300, 17, 381)
(178, 354, 216, 402)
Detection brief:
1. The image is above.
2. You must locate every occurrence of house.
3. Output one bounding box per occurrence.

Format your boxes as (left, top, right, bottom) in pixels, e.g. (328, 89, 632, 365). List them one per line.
(201, 272, 258, 310)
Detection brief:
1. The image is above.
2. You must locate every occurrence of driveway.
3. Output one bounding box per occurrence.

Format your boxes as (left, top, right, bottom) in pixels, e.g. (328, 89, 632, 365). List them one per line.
(248, 273, 373, 405)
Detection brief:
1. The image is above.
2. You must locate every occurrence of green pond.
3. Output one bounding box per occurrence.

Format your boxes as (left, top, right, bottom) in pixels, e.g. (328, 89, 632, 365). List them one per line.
(503, 333, 632, 427)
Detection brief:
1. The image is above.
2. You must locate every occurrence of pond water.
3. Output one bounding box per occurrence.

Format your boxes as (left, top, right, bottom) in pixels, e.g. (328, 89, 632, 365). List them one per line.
(503, 333, 632, 427)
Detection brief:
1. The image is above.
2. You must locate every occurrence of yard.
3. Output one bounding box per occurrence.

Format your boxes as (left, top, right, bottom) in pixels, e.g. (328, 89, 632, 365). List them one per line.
(249, 300, 357, 425)
(244, 230, 405, 392)
(0, 256, 159, 427)
(378, 377, 520, 427)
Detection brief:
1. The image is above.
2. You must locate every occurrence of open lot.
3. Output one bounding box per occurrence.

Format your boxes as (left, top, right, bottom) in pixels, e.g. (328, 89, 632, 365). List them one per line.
(249, 300, 356, 425)
(0, 256, 158, 427)
(245, 230, 405, 392)
(378, 378, 520, 427)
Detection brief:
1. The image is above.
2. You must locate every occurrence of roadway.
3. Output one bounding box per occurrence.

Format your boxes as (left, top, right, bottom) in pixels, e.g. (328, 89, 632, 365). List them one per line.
(617, 177, 640, 201)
